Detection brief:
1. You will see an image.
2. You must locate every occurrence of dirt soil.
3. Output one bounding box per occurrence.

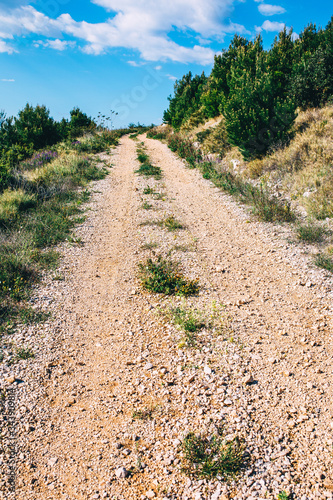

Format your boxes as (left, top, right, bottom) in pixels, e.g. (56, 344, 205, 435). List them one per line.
(2, 135, 333, 500)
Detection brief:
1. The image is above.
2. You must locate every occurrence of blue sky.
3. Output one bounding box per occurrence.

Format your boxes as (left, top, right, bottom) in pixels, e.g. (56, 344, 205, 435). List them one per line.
(0, 0, 332, 127)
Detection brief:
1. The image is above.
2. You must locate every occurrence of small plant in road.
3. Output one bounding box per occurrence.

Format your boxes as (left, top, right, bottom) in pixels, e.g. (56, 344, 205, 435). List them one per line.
(181, 431, 246, 479)
(135, 162, 162, 179)
(162, 216, 184, 231)
(277, 492, 289, 500)
(138, 255, 199, 296)
(142, 201, 153, 210)
(143, 186, 155, 195)
(16, 347, 35, 360)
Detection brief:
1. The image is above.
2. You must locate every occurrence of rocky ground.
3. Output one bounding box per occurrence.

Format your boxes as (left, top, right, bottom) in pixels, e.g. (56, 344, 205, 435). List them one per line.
(0, 135, 333, 500)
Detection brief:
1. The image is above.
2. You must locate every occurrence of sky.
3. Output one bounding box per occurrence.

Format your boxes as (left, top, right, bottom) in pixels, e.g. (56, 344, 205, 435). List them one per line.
(0, 0, 332, 127)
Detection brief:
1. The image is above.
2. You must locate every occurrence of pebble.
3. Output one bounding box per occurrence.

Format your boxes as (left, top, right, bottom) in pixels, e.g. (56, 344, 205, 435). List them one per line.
(243, 374, 254, 385)
(324, 480, 333, 491)
(115, 467, 129, 479)
(204, 365, 212, 375)
(145, 491, 156, 498)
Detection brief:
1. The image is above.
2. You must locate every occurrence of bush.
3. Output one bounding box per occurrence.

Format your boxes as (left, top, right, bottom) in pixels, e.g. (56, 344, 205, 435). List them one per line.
(314, 253, 333, 272)
(138, 256, 199, 296)
(224, 62, 296, 160)
(71, 131, 118, 154)
(168, 134, 202, 167)
(135, 162, 162, 179)
(181, 432, 246, 479)
(297, 222, 326, 242)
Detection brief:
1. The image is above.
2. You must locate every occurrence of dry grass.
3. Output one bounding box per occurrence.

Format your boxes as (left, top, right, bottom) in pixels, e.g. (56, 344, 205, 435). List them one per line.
(0, 189, 36, 225)
(245, 106, 333, 219)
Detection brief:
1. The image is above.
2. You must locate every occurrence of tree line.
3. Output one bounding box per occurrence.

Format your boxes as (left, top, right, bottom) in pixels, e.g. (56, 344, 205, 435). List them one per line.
(163, 17, 333, 159)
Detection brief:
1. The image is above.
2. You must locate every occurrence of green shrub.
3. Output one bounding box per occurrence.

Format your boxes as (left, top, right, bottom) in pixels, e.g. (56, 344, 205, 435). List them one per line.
(161, 216, 184, 231)
(314, 253, 333, 272)
(168, 134, 201, 167)
(135, 162, 162, 179)
(138, 256, 199, 296)
(181, 432, 246, 479)
(137, 152, 149, 163)
(297, 222, 326, 242)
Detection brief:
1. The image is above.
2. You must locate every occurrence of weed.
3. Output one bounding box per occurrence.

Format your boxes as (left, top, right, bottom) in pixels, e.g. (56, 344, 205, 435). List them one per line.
(16, 347, 34, 360)
(142, 202, 153, 210)
(297, 222, 326, 242)
(143, 186, 155, 195)
(141, 242, 159, 250)
(19, 308, 50, 324)
(132, 408, 153, 420)
(138, 256, 199, 296)
(314, 253, 333, 272)
(139, 219, 158, 227)
(161, 216, 184, 231)
(173, 244, 190, 252)
(211, 171, 295, 222)
(135, 163, 162, 180)
(277, 492, 289, 500)
(153, 192, 166, 200)
(181, 431, 246, 479)
(137, 152, 150, 163)
(170, 307, 205, 333)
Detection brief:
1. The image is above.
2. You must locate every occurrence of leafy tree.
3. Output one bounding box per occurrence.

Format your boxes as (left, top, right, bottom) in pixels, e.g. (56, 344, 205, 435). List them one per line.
(266, 28, 295, 99)
(67, 107, 96, 139)
(14, 104, 60, 150)
(163, 72, 207, 129)
(224, 55, 296, 159)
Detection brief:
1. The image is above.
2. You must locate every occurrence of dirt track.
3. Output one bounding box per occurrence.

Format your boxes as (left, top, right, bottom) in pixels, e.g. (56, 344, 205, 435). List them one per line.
(7, 135, 333, 499)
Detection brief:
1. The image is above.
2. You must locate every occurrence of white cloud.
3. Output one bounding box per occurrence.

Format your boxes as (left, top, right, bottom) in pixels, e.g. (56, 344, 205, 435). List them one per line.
(0, 39, 16, 53)
(128, 60, 145, 66)
(257, 20, 287, 32)
(0, 1, 249, 64)
(166, 74, 177, 81)
(154, 65, 162, 71)
(1, 78, 15, 81)
(258, 4, 286, 16)
(0, 6, 61, 39)
(45, 39, 74, 50)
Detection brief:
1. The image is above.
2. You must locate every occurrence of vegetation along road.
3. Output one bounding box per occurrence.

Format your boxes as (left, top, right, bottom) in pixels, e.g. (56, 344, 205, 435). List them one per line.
(1, 134, 333, 500)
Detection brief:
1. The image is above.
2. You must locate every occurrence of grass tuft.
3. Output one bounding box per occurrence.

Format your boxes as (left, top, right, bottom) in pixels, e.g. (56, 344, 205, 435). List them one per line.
(141, 242, 159, 250)
(297, 222, 326, 242)
(135, 162, 162, 179)
(142, 201, 153, 210)
(181, 431, 246, 479)
(162, 216, 184, 231)
(143, 186, 155, 195)
(138, 255, 199, 296)
(314, 253, 333, 272)
(16, 347, 35, 360)
(132, 408, 153, 420)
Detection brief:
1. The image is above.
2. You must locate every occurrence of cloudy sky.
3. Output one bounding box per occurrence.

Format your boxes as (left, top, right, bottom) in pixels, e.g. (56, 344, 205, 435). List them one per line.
(0, 0, 332, 126)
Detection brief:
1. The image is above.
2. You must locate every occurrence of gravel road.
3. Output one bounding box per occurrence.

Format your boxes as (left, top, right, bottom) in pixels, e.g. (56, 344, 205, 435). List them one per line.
(1, 135, 333, 500)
